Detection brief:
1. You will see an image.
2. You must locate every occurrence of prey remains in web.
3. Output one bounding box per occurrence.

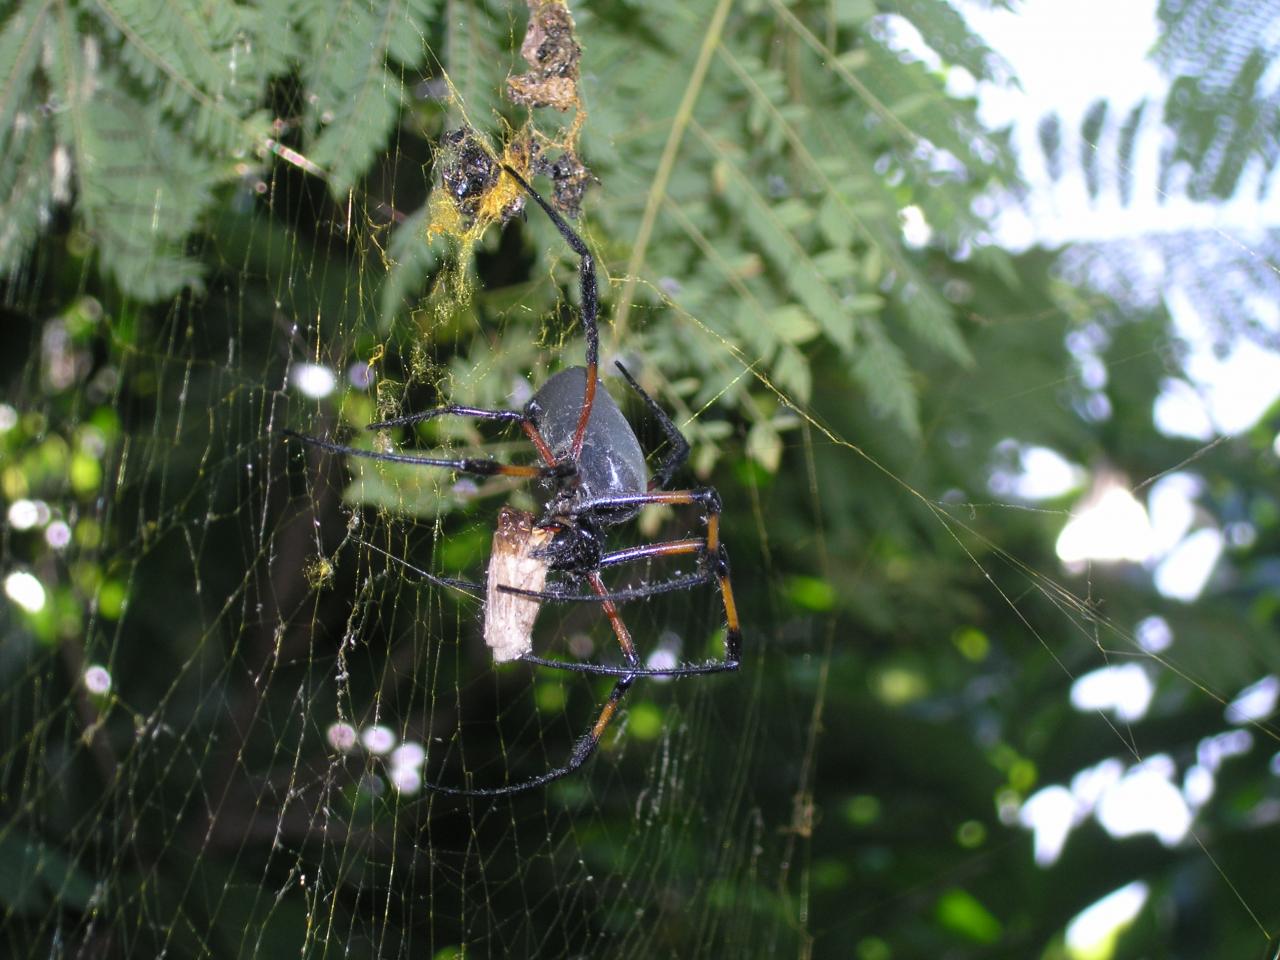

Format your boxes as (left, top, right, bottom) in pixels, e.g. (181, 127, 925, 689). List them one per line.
(286, 160, 742, 797)
(484, 506, 554, 663)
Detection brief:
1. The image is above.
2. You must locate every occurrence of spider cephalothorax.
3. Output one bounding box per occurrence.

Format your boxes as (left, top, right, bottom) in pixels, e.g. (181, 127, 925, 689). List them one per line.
(287, 165, 740, 796)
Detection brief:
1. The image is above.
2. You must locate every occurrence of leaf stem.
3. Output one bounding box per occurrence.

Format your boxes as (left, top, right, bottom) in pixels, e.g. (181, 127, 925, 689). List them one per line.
(610, 0, 735, 350)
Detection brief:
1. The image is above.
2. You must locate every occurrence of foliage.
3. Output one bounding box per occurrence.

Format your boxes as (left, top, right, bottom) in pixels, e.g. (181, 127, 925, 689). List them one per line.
(1032, 0, 1280, 353)
(2, 0, 1018, 452)
(0, 0, 438, 298)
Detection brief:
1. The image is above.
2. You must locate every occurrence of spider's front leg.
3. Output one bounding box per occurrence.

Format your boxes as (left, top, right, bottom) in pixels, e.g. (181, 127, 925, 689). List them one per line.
(283, 396, 570, 480)
(283, 429, 569, 480)
(501, 165, 600, 463)
(366, 402, 565, 471)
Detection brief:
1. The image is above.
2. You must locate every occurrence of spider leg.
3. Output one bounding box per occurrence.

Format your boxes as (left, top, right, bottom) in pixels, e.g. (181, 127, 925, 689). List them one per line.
(498, 536, 711, 604)
(422, 674, 635, 797)
(364, 537, 708, 606)
(612, 361, 690, 490)
(502, 165, 599, 462)
(366, 406, 525, 430)
(518, 655, 736, 678)
(497, 570, 712, 604)
(516, 534, 738, 678)
(283, 429, 568, 480)
(587, 570, 640, 668)
(598, 539, 703, 568)
(367, 542, 725, 678)
(565, 489, 742, 670)
(366, 404, 561, 469)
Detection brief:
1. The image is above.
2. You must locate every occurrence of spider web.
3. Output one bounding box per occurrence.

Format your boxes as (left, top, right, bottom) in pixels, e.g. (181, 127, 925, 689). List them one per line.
(2, 1, 1279, 957)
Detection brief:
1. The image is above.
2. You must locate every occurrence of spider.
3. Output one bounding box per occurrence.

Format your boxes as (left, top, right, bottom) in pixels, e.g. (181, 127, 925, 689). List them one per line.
(286, 165, 741, 796)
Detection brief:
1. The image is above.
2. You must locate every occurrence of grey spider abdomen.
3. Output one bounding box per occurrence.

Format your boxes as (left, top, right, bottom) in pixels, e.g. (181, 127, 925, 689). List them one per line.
(526, 366, 648, 504)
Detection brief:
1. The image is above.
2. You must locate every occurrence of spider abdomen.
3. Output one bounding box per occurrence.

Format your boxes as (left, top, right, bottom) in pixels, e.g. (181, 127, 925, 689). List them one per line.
(526, 366, 647, 508)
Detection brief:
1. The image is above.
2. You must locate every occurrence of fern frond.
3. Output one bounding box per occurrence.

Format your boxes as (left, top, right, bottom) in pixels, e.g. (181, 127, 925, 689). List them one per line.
(298, 0, 438, 194)
(0, 0, 50, 158)
(1081, 99, 1108, 200)
(92, 0, 262, 154)
(890, 0, 1010, 83)
(719, 156, 856, 354)
(0, 118, 55, 277)
(48, 13, 217, 299)
(853, 320, 920, 437)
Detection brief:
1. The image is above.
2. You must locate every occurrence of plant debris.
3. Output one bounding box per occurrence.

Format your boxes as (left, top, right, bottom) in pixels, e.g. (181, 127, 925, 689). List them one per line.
(484, 507, 555, 662)
(533, 146, 593, 220)
(506, 0, 583, 112)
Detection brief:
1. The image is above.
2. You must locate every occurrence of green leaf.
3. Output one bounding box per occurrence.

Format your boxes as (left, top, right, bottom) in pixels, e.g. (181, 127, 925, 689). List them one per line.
(769, 305, 820, 345)
(773, 343, 812, 403)
(48, 19, 218, 297)
(0, 0, 279, 298)
(747, 420, 783, 472)
(0, 115, 54, 276)
(892, 0, 1008, 82)
(0, 0, 48, 157)
(898, 283, 972, 364)
(847, 294, 885, 314)
(298, 0, 437, 193)
(0, 829, 99, 916)
(851, 323, 919, 437)
(812, 247, 860, 282)
(786, 575, 836, 611)
(723, 164, 856, 354)
(833, 0, 876, 27)
(935, 888, 1003, 944)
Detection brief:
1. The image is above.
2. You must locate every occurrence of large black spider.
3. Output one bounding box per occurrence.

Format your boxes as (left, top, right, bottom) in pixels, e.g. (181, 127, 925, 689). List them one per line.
(287, 166, 740, 796)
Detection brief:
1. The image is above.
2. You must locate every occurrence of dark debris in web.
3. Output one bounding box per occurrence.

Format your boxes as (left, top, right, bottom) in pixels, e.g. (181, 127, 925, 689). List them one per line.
(532, 145, 593, 220)
(506, 0, 583, 112)
(437, 129, 524, 225)
(429, 0, 594, 239)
